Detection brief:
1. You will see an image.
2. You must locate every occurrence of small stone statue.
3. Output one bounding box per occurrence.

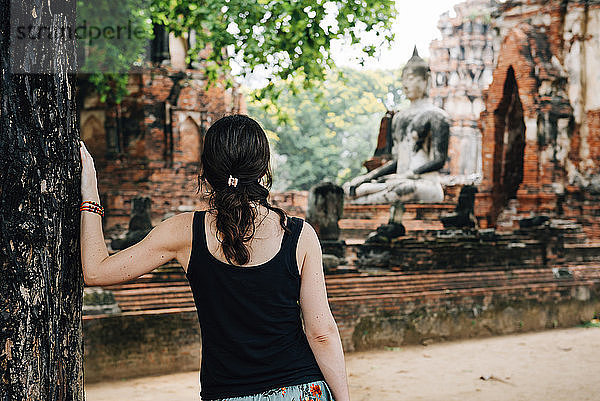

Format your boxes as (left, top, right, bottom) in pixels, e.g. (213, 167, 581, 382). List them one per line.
(343, 47, 451, 241)
(111, 197, 154, 250)
(306, 182, 344, 241)
(306, 182, 346, 272)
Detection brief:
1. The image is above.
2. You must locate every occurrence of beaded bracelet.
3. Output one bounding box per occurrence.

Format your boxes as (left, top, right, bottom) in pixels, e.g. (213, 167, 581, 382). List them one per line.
(80, 205, 104, 216)
(81, 205, 104, 217)
(80, 206, 104, 216)
(80, 200, 104, 217)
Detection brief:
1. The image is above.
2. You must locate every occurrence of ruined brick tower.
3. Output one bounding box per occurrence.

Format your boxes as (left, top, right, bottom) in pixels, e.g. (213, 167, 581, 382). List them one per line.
(79, 33, 246, 235)
(429, 0, 498, 180)
(475, 0, 600, 239)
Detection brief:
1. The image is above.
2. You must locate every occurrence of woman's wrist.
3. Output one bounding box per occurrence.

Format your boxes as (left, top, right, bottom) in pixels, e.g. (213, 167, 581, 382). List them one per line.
(81, 199, 104, 217)
(82, 192, 100, 204)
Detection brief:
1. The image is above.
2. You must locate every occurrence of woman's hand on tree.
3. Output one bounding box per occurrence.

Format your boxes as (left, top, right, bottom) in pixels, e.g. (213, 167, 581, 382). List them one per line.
(79, 140, 100, 201)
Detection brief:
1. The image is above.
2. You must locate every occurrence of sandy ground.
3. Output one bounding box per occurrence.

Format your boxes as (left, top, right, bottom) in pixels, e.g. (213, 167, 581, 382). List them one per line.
(85, 327, 600, 401)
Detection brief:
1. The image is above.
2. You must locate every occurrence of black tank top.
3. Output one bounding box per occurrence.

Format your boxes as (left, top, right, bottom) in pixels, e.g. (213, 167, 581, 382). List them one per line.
(185, 211, 324, 400)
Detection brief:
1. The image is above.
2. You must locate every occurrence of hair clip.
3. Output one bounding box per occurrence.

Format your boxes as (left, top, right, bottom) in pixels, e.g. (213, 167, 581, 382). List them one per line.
(228, 175, 239, 187)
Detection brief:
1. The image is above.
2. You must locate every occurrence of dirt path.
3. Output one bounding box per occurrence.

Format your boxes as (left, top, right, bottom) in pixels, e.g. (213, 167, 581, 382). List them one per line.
(85, 327, 599, 401)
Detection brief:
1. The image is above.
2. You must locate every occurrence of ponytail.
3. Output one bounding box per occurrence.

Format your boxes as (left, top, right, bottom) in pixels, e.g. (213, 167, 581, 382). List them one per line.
(197, 115, 289, 265)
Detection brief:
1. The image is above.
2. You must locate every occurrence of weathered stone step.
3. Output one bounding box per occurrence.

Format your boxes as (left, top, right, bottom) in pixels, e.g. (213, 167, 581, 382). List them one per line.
(326, 274, 571, 297)
(565, 264, 600, 280)
(114, 300, 196, 313)
(562, 243, 600, 263)
(342, 203, 455, 220)
(114, 296, 195, 307)
(325, 268, 559, 285)
(104, 281, 188, 291)
(94, 264, 600, 316)
(327, 280, 596, 302)
(340, 222, 446, 239)
(342, 204, 390, 220)
(108, 285, 191, 297)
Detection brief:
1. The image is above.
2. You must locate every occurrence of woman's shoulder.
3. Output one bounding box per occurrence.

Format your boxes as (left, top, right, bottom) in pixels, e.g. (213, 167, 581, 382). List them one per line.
(141, 211, 199, 258)
(296, 220, 320, 252)
(294, 220, 322, 276)
(169, 210, 201, 223)
(163, 210, 207, 236)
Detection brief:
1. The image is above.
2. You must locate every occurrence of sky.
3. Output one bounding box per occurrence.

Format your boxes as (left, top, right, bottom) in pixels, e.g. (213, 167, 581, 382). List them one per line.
(331, 0, 463, 70)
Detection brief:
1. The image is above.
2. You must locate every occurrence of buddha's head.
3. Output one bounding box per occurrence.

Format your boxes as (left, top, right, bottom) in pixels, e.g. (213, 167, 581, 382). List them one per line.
(402, 46, 430, 102)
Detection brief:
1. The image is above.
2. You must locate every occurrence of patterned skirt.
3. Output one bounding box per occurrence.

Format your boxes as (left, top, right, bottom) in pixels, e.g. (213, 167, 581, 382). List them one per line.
(208, 380, 334, 401)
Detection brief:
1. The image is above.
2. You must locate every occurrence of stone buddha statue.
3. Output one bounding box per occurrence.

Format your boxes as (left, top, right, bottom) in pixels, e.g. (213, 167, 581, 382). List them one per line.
(343, 47, 450, 240)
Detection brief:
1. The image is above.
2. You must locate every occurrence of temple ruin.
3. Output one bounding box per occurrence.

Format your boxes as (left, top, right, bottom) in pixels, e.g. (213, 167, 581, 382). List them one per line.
(79, 33, 246, 236)
(82, 1, 600, 383)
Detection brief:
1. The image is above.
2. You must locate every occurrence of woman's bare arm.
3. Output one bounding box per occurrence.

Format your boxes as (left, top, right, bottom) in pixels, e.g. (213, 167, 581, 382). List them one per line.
(298, 222, 350, 401)
(81, 210, 191, 286)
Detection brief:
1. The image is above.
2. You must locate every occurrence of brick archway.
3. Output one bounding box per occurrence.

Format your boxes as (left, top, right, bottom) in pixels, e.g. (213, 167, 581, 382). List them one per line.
(176, 116, 202, 163)
(477, 25, 541, 227)
(489, 66, 526, 224)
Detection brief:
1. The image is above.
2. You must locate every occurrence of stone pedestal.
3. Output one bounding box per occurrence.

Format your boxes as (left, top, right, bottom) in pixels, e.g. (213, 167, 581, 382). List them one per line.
(441, 185, 478, 228)
(353, 201, 462, 270)
(320, 240, 348, 274)
(356, 218, 587, 272)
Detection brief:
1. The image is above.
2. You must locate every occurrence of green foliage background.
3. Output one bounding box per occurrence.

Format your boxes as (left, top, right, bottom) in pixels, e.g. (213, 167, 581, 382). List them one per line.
(247, 67, 406, 191)
(77, 0, 397, 103)
(76, 0, 153, 103)
(149, 0, 396, 94)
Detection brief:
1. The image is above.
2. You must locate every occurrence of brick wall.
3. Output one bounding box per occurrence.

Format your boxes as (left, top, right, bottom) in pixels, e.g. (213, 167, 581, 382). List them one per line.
(588, 110, 600, 168)
(475, 1, 600, 238)
(564, 187, 600, 240)
(83, 309, 201, 383)
(80, 66, 245, 235)
(331, 280, 600, 351)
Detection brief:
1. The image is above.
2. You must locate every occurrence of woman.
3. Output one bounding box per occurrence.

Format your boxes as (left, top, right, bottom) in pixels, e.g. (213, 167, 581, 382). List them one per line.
(80, 114, 351, 401)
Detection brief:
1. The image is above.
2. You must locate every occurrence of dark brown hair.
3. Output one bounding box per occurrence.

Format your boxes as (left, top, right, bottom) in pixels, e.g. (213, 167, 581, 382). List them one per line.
(197, 114, 289, 265)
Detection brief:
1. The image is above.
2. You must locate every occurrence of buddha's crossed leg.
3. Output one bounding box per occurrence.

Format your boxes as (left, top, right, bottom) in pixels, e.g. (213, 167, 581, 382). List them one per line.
(351, 178, 443, 205)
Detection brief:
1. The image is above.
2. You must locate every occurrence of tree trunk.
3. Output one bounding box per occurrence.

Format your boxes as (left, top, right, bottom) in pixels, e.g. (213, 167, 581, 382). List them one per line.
(0, 1, 84, 400)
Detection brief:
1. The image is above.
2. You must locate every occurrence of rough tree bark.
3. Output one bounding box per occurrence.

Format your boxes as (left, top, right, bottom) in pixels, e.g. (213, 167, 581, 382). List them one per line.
(0, 0, 84, 400)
